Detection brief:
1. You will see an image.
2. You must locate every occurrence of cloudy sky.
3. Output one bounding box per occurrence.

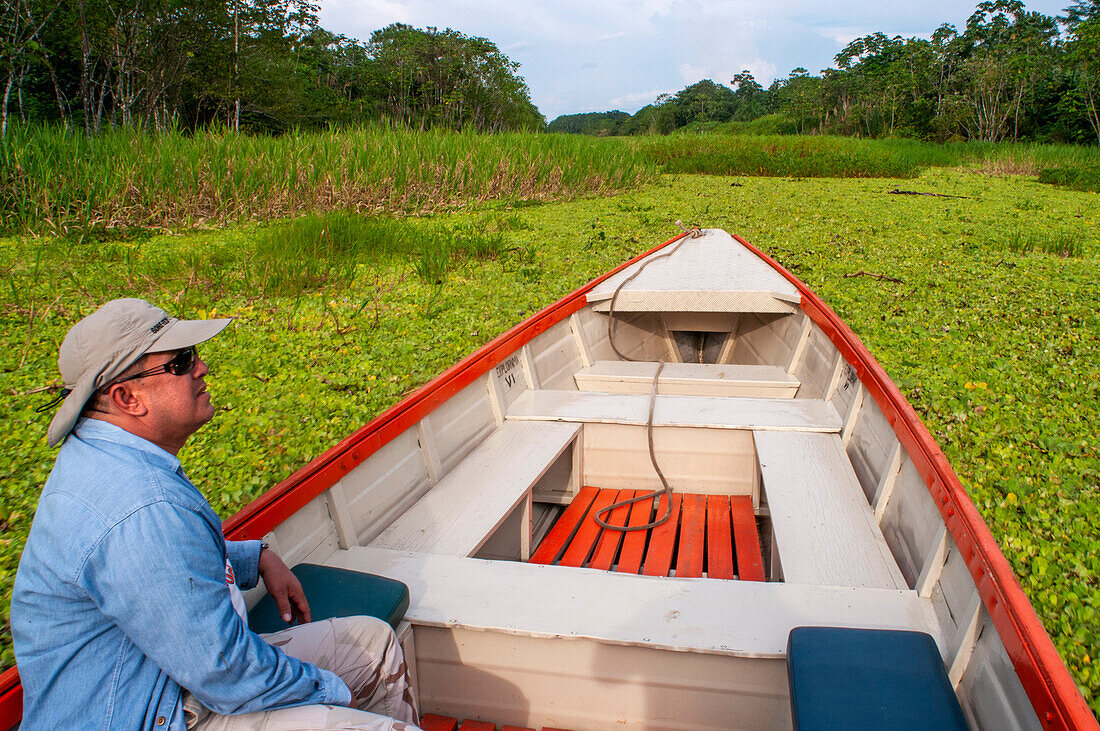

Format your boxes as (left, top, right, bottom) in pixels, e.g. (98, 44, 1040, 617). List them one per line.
(317, 0, 1072, 121)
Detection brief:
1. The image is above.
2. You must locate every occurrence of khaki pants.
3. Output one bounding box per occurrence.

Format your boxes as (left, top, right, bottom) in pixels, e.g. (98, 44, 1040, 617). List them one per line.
(184, 616, 421, 731)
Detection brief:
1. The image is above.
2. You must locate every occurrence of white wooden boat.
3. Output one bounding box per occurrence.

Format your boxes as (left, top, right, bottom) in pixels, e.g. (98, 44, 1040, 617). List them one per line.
(2, 229, 1094, 729)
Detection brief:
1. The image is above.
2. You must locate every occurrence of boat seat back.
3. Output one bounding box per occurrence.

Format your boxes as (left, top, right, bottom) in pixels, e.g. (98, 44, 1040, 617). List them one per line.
(248, 563, 410, 635)
(786, 626, 968, 731)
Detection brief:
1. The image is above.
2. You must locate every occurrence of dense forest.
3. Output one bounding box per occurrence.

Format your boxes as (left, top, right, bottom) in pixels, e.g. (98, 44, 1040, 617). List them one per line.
(0, 0, 543, 134)
(549, 0, 1100, 144)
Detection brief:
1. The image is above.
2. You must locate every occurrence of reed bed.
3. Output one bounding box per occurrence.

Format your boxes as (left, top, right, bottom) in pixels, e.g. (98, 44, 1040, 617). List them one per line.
(0, 125, 656, 233)
(636, 134, 1100, 180)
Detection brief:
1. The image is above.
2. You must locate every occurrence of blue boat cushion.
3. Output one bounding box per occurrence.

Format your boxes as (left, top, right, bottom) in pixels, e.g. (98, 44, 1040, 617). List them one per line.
(248, 563, 410, 635)
(787, 626, 969, 731)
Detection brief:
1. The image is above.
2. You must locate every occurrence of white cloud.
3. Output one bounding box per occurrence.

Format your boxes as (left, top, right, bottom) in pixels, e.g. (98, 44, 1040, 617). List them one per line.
(596, 31, 627, 41)
(610, 88, 671, 107)
(504, 41, 530, 51)
(818, 25, 869, 47)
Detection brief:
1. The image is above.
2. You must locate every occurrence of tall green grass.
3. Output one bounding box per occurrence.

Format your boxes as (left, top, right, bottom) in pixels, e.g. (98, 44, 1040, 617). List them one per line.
(255, 211, 515, 294)
(636, 134, 1100, 179)
(0, 124, 656, 233)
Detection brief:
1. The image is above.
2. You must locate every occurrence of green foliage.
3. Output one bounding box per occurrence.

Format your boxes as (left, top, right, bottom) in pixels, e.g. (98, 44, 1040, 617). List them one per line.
(0, 124, 656, 232)
(1038, 163, 1100, 192)
(636, 134, 1100, 180)
(1, 167, 1098, 715)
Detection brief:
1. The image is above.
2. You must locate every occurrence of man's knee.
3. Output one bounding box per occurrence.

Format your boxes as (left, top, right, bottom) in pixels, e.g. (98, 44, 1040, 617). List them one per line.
(331, 615, 398, 653)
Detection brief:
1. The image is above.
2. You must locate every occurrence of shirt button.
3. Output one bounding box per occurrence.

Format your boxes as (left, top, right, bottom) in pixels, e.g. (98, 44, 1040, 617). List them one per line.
(156, 717, 166, 726)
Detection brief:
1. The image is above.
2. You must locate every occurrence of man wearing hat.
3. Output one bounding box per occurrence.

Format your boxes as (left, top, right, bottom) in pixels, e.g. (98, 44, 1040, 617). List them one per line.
(11, 299, 420, 730)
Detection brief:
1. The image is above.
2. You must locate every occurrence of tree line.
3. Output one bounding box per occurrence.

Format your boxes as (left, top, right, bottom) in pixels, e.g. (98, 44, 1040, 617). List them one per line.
(548, 0, 1100, 144)
(0, 0, 543, 135)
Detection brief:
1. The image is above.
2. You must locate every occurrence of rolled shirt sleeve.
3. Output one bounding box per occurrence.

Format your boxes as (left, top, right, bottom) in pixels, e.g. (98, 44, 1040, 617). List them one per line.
(225, 539, 262, 590)
(80, 501, 351, 714)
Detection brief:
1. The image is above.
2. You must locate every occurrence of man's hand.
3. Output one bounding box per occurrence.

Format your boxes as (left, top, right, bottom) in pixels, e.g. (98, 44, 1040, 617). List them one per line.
(258, 549, 312, 625)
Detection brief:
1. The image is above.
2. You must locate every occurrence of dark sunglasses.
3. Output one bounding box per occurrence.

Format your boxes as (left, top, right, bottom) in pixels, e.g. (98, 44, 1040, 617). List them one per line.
(108, 346, 198, 387)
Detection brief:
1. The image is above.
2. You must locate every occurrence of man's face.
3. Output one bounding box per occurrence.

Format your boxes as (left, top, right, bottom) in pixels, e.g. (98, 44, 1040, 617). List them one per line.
(132, 349, 216, 444)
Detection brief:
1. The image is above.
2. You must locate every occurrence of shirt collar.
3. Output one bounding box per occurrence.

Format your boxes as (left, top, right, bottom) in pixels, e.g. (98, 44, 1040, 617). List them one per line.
(69, 417, 182, 473)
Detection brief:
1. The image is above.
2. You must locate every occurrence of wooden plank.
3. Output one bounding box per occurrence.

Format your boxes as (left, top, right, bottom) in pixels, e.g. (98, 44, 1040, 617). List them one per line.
(642, 493, 682, 577)
(588, 489, 636, 571)
(503, 726, 535, 731)
(459, 721, 495, 731)
(507, 390, 842, 433)
(615, 494, 654, 574)
(730, 496, 765, 582)
(327, 546, 945, 659)
(675, 493, 706, 578)
(754, 431, 906, 589)
(559, 489, 619, 567)
(421, 714, 459, 731)
(372, 421, 580, 557)
(706, 495, 736, 580)
(573, 361, 800, 399)
(529, 486, 599, 565)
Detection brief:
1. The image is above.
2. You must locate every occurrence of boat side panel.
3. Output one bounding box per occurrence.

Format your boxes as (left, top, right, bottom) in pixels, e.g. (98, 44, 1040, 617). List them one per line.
(573, 307, 617, 363)
(790, 325, 837, 399)
(423, 376, 497, 476)
(581, 423, 758, 499)
(846, 394, 901, 505)
(601, 311, 673, 362)
(413, 626, 792, 731)
(337, 425, 431, 546)
(958, 620, 1044, 731)
(526, 319, 584, 391)
(266, 493, 339, 568)
(879, 455, 943, 587)
(730, 312, 801, 367)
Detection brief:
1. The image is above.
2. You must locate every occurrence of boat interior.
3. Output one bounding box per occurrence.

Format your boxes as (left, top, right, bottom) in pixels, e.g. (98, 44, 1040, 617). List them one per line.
(242, 232, 1038, 730)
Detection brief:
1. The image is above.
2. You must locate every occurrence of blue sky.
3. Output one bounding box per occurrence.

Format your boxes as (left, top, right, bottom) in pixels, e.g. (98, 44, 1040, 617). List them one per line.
(317, 1, 1073, 121)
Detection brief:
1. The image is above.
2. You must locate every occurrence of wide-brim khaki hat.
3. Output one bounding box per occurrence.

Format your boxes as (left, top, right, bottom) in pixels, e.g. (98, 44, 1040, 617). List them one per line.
(48, 298, 232, 447)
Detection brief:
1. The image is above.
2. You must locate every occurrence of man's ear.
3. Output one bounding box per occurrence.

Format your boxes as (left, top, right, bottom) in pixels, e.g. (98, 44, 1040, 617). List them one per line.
(105, 383, 149, 417)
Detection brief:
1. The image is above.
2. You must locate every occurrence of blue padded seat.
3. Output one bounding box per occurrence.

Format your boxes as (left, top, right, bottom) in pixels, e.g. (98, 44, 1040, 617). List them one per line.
(787, 626, 969, 731)
(248, 563, 410, 635)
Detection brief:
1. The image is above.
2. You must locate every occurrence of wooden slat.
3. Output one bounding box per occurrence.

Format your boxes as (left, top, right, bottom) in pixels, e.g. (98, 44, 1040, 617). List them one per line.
(731, 495, 765, 582)
(529, 485, 598, 565)
(502, 726, 535, 731)
(588, 489, 636, 571)
(615, 493, 654, 574)
(641, 493, 682, 577)
(421, 714, 459, 731)
(675, 493, 706, 578)
(706, 495, 735, 580)
(559, 489, 619, 567)
(459, 721, 495, 731)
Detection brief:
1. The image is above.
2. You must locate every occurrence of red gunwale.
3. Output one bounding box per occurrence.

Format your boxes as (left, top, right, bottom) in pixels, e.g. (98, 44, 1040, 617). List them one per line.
(2, 229, 1092, 729)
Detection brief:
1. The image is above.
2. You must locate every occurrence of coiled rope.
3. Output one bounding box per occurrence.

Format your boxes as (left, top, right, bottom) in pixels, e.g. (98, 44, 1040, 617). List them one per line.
(593, 222, 703, 532)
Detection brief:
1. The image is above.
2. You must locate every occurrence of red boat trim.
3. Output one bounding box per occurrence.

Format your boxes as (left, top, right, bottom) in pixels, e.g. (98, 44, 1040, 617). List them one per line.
(730, 233, 1094, 730)
(0, 668, 21, 730)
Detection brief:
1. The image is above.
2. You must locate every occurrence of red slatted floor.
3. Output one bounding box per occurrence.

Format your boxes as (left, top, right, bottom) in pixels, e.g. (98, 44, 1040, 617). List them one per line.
(420, 714, 571, 731)
(529, 487, 766, 581)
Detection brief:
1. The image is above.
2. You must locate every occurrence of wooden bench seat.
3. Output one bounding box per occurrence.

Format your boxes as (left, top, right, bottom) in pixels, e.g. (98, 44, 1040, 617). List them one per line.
(325, 546, 943, 659)
(506, 390, 841, 432)
(370, 421, 580, 557)
(574, 361, 800, 399)
(755, 431, 907, 590)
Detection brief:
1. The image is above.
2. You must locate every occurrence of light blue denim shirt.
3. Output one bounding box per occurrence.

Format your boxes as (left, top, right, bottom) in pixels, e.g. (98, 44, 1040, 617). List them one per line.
(11, 418, 351, 730)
